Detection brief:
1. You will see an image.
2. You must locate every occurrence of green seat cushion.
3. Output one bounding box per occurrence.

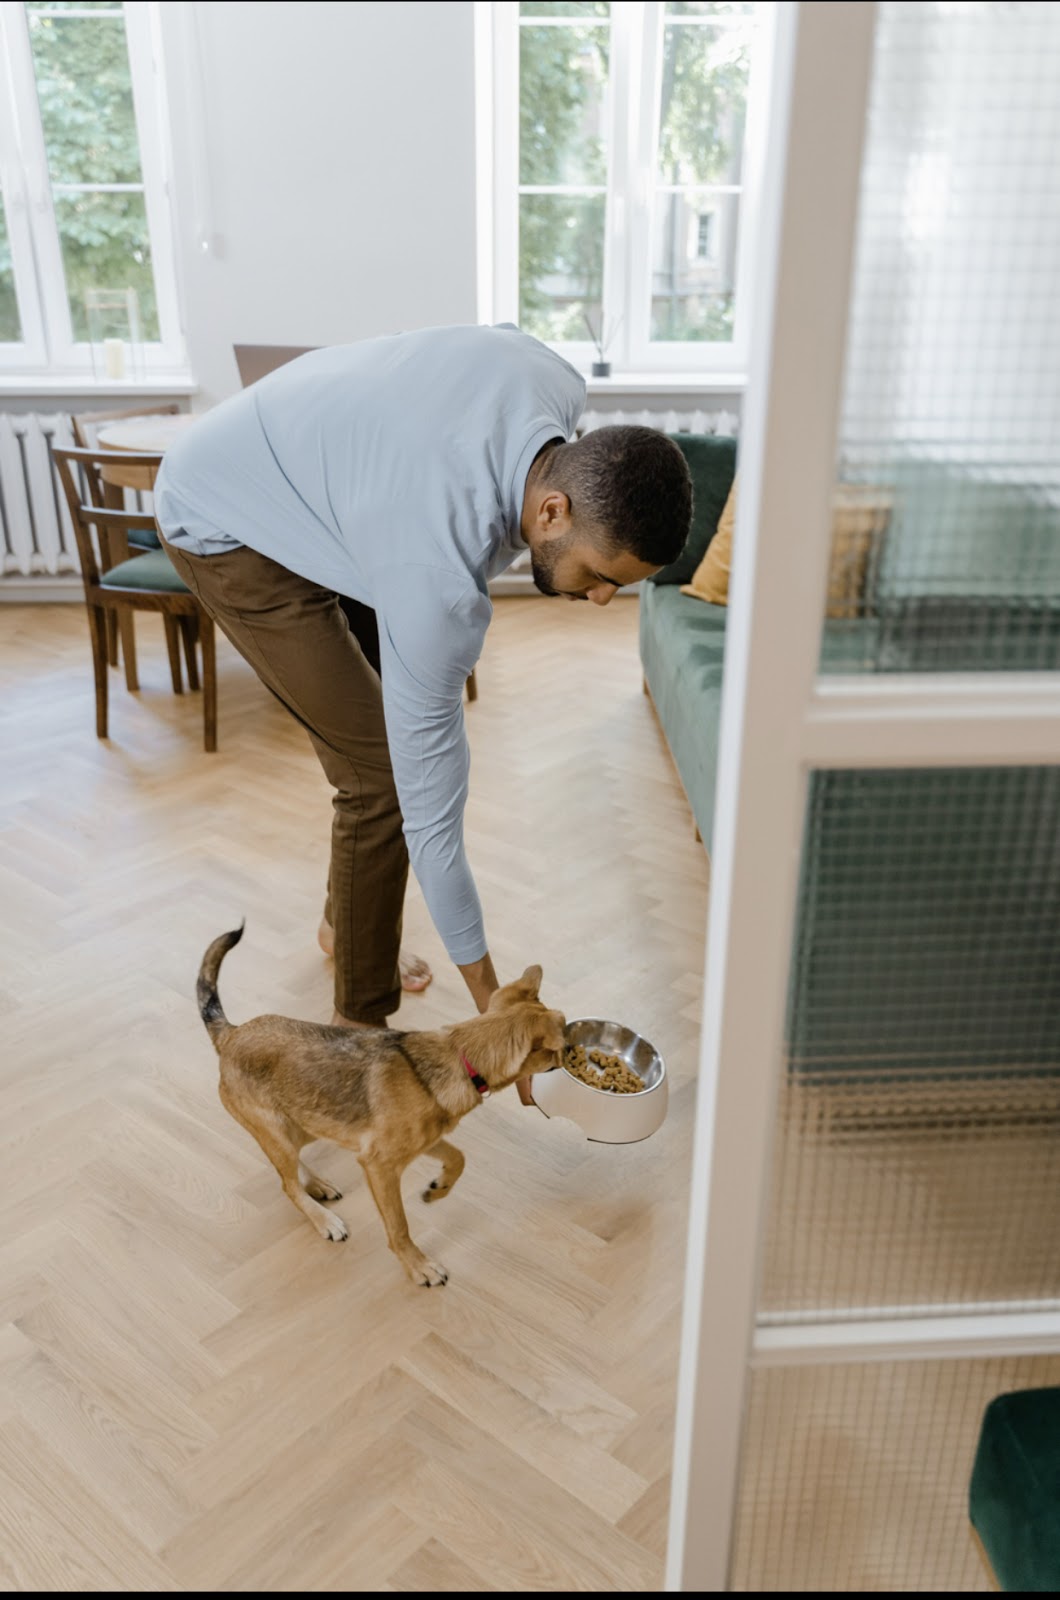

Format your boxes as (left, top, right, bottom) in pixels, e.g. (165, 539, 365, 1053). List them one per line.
(128, 527, 162, 551)
(639, 580, 727, 847)
(651, 433, 738, 586)
(970, 1387, 1060, 1591)
(101, 549, 189, 593)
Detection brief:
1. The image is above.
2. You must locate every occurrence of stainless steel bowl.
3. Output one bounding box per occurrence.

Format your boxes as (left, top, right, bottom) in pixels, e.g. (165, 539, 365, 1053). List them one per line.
(530, 1017, 668, 1143)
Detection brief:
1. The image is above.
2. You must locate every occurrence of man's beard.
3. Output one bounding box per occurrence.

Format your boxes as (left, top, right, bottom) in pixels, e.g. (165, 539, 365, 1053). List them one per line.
(530, 533, 576, 598)
(530, 546, 560, 597)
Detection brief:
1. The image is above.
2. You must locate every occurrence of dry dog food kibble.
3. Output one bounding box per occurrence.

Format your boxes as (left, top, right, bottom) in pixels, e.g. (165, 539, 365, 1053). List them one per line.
(563, 1043, 644, 1095)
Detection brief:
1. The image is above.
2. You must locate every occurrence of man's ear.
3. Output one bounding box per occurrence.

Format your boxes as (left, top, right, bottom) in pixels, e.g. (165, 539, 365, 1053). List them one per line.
(541, 489, 571, 531)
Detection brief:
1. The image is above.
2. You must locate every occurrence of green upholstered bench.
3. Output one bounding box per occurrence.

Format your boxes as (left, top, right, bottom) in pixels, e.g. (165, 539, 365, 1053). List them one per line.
(970, 1387, 1060, 1591)
(639, 433, 736, 845)
(640, 440, 1060, 1087)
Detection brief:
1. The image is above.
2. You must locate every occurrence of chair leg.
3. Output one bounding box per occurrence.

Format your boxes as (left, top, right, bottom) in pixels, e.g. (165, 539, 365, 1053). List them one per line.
(178, 615, 200, 691)
(162, 615, 184, 694)
(117, 612, 139, 692)
(200, 613, 217, 752)
(466, 668, 478, 703)
(87, 606, 109, 740)
(98, 530, 119, 667)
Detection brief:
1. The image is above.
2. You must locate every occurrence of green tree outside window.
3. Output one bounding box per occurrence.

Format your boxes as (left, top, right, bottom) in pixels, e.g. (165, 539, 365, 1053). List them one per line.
(25, 1, 159, 341)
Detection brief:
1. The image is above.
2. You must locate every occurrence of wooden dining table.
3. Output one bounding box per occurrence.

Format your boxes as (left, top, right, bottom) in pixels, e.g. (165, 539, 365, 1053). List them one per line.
(95, 411, 198, 491)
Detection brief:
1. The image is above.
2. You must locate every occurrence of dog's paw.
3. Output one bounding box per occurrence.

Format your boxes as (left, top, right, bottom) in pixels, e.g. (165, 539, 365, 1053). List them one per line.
(320, 1211, 348, 1243)
(307, 1178, 343, 1202)
(422, 1179, 450, 1204)
(407, 1256, 449, 1287)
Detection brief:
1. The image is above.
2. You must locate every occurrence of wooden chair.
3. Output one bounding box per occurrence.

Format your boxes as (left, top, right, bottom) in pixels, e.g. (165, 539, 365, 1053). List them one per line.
(52, 445, 217, 753)
(71, 403, 179, 687)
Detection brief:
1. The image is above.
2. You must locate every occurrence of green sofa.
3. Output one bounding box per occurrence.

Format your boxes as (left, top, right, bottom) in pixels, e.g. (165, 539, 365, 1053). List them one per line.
(970, 1387, 1060, 1591)
(639, 438, 1060, 1085)
(642, 438, 1060, 1588)
(638, 433, 736, 849)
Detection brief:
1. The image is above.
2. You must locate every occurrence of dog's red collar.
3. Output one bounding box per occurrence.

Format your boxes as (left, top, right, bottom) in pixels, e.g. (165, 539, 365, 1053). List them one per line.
(462, 1052, 490, 1099)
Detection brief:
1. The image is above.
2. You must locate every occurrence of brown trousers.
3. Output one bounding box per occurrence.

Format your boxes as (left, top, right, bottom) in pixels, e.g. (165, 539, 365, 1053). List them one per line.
(160, 536, 406, 1023)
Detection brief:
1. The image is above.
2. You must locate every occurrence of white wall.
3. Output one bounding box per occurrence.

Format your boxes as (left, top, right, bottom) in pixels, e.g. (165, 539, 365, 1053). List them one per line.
(159, 0, 478, 409)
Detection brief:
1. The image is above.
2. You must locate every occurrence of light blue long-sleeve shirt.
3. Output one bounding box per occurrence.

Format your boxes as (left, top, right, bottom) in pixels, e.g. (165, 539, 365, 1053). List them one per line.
(154, 322, 586, 964)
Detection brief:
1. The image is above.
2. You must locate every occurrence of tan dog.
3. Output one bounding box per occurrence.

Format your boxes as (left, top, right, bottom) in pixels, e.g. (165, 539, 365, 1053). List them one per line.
(197, 924, 566, 1286)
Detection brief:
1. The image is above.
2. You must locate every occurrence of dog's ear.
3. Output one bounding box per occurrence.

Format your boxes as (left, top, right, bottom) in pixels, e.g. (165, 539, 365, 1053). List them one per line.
(530, 1009, 566, 1055)
(515, 964, 543, 1000)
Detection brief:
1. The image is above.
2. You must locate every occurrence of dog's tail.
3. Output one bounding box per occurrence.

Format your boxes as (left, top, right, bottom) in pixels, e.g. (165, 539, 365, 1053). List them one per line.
(197, 921, 245, 1048)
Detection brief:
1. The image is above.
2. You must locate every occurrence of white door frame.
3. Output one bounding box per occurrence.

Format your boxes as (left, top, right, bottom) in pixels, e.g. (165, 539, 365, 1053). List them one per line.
(672, 0, 1060, 1587)
(664, 1, 1060, 1588)
(665, 5, 879, 1583)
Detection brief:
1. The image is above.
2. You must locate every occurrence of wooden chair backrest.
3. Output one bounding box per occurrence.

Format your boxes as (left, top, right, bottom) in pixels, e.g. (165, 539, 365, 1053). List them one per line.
(70, 404, 179, 508)
(70, 401, 180, 450)
(52, 445, 165, 591)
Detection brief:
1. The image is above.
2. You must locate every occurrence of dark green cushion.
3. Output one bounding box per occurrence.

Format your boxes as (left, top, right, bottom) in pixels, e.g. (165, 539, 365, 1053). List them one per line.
(970, 1387, 1060, 1591)
(650, 433, 738, 586)
(101, 549, 189, 593)
(128, 527, 162, 551)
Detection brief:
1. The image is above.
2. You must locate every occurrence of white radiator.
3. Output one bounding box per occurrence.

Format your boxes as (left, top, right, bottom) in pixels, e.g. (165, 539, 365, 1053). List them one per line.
(577, 405, 740, 437)
(0, 411, 78, 577)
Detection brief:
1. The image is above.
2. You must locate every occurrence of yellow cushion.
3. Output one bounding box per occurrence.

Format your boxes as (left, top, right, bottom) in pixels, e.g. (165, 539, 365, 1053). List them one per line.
(680, 475, 736, 605)
(681, 477, 893, 617)
(825, 484, 894, 620)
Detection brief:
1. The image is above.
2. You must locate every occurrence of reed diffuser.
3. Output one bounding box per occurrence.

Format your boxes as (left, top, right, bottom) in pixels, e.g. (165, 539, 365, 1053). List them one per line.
(583, 311, 621, 378)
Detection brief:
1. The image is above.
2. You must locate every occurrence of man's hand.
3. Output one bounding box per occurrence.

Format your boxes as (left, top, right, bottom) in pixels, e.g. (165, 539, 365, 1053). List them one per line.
(457, 953, 537, 1107)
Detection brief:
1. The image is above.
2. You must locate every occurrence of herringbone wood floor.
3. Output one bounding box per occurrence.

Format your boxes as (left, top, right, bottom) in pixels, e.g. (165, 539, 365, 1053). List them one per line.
(0, 596, 708, 1592)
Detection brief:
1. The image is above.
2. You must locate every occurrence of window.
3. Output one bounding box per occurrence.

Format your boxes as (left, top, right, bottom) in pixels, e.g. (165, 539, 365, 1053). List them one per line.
(0, 1, 182, 373)
(484, 0, 772, 374)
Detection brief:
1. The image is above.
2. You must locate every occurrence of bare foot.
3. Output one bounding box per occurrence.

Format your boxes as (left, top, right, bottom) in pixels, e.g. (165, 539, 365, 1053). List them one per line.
(398, 952, 432, 992)
(318, 917, 433, 993)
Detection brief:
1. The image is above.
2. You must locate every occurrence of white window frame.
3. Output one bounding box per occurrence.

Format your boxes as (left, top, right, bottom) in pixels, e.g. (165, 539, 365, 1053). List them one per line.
(0, 0, 184, 375)
(482, 0, 775, 378)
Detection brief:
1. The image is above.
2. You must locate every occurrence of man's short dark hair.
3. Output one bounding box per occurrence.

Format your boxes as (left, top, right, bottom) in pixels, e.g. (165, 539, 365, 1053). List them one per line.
(544, 425, 693, 567)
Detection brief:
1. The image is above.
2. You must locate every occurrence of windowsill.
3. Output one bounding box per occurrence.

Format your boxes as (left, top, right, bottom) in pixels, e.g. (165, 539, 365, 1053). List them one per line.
(584, 372, 747, 395)
(0, 373, 198, 399)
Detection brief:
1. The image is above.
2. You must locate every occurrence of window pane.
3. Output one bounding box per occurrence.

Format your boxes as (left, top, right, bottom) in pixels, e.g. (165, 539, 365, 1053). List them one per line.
(53, 190, 159, 341)
(0, 194, 22, 342)
(520, 23, 609, 186)
(27, 9, 143, 187)
(658, 20, 751, 186)
(650, 190, 739, 342)
(822, 0, 1060, 674)
(521, 3, 609, 16)
(666, 2, 755, 16)
(519, 192, 605, 343)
